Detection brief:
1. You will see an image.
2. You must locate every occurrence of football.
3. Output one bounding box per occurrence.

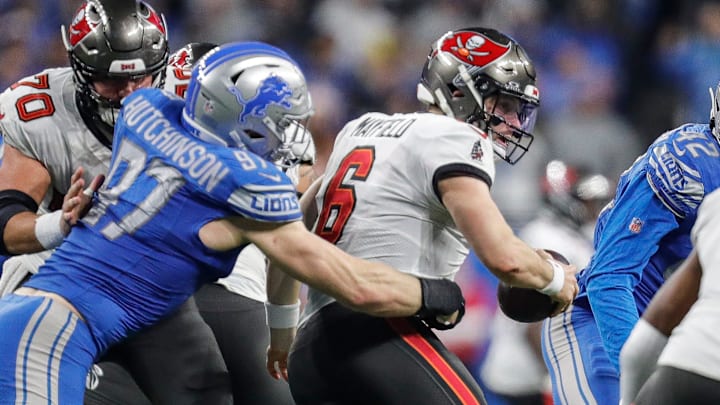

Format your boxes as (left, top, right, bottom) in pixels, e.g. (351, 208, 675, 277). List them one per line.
(496, 249, 568, 323)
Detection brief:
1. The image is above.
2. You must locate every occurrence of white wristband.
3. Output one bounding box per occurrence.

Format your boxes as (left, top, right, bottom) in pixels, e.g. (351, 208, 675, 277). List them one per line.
(537, 259, 564, 296)
(265, 300, 301, 329)
(34, 210, 66, 250)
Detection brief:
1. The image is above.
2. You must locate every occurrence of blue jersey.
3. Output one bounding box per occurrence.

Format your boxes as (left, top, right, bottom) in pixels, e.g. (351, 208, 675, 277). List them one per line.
(576, 123, 720, 368)
(26, 88, 301, 353)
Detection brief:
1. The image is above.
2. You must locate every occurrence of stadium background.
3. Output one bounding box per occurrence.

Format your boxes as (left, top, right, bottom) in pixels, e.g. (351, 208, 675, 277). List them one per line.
(1, 0, 719, 401)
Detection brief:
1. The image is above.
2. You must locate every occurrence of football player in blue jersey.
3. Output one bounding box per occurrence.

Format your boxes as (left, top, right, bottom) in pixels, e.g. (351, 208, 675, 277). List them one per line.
(0, 41, 465, 404)
(542, 83, 720, 405)
(0, 2, 230, 403)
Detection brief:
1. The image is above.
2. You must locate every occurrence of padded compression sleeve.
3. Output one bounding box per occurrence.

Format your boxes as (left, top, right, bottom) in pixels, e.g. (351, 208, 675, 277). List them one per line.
(0, 190, 39, 255)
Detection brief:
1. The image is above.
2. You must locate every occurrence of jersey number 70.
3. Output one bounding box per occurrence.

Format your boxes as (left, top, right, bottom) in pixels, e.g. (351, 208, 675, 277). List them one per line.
(315, 147, 375, 244)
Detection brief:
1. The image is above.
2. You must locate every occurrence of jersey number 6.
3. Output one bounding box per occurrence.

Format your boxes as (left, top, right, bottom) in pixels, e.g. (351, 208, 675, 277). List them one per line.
(315, 146, 375, 244)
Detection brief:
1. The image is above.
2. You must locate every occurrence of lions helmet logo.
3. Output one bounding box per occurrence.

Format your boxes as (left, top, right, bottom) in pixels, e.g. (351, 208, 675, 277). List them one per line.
(438, 31, 510, 67)
(228, 75, 293, 124)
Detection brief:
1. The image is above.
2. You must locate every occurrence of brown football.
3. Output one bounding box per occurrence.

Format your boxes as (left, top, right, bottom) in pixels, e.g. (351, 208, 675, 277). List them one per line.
(496, 249, 568, 323)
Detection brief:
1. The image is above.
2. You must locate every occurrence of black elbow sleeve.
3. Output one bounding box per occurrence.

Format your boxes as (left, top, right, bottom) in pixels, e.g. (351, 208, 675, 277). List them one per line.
(0, 190, 39, 255)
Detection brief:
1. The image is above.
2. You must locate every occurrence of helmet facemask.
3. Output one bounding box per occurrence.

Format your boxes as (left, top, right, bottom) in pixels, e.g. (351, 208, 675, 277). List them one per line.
(272, 120, 315, 169)
(709, 83, 720, 144)
(235, 114, 313, 170)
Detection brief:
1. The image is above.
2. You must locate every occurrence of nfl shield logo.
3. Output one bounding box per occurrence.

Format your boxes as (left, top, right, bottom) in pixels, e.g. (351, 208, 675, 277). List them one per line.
(629, 217, 643, 234)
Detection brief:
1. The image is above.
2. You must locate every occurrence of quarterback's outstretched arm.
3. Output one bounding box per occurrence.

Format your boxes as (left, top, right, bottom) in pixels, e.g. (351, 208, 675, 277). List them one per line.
(439, 175, 577, 307)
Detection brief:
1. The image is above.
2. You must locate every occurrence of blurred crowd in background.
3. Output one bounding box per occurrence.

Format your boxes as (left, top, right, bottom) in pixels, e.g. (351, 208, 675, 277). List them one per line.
(2, 0, 720, 400)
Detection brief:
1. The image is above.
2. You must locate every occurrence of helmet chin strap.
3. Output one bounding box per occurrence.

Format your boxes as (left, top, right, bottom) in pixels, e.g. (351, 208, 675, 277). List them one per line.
(98, 104, 120, 127)
(458, 64, 486, 119)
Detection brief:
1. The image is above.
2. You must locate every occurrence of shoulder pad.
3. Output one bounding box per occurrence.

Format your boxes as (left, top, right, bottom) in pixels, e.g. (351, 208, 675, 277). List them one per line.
(646, 125, 720, 218)
(225, 149, 302, 223)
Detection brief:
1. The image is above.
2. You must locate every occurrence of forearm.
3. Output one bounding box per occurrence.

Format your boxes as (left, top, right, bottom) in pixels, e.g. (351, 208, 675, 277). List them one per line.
(342, 259, 423, 317)
(618, 251, 702, 404)
(440, 176, 557, 290)
(0, 146, 55, 255)
(247, 221, 423, 317)
(483, 238, 556, 289)
(266, 260, 301, 306)
(287, 246, 424, 317)
(265, 260, 300, 382)
(3, 211, 46, 254)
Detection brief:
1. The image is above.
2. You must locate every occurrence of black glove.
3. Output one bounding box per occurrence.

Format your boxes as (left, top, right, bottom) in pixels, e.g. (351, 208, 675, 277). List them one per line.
(414, 278, 465, 330)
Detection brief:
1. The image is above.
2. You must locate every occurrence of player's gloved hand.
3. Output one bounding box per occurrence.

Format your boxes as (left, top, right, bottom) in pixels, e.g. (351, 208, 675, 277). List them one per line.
(414, 278, 465, 330)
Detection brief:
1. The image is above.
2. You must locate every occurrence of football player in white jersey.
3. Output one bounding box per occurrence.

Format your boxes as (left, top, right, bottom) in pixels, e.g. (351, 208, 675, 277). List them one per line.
(0, 1, 231, 404)
(619, 187, 720, 404)
(279, 27, 578, 405)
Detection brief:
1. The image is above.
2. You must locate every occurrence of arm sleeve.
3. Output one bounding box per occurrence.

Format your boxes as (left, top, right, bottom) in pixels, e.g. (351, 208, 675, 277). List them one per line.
(585, 175, 679, 371)
(619, 318, 668, 405)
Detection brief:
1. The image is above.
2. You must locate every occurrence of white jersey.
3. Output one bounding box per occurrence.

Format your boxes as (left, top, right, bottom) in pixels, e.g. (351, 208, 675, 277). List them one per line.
(0, 68, 112, 283)
(0, 68, 111, 205)
(301, 111, 496, 322)
(658, 188, 720, 380)
(481, 209, 594, 395)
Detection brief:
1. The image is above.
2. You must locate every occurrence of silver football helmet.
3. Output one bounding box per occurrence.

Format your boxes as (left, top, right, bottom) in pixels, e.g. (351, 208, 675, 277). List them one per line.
(62, 0, 169, 145)
(417, 27, 540, 164)
(181, 42, 314, 166)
